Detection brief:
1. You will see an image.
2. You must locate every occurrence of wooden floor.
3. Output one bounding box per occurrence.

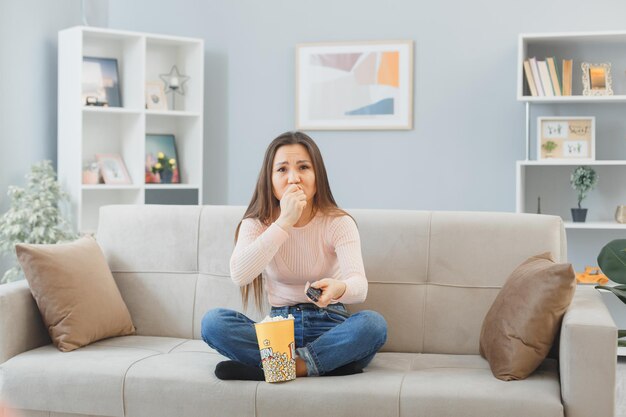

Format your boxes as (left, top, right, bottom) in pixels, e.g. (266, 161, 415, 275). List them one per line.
(618, 357, 625, 417)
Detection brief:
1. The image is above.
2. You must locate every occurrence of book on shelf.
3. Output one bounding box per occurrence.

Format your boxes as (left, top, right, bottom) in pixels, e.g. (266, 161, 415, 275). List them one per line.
(562, 59, 573, 96)
(523, 59, 538, 96)
(546, 57, 562, 96)
(528, 57, 545, 96)
(537, 60, 554, 96)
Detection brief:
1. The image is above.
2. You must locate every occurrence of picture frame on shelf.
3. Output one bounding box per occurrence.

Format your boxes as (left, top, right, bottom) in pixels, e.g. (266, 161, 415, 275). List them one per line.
(537, 117, 595, 162)
(296, 40, 414, 130)
(145, 81, 168, 110)
(95, 154, 131, 184)
(82, 57, 122, 107)
(145, 134, 180, 184)
(582, 62, 613, 96)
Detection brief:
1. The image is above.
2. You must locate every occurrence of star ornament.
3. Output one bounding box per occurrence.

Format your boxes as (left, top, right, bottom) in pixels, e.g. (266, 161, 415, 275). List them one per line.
(159, 65, 190, 95)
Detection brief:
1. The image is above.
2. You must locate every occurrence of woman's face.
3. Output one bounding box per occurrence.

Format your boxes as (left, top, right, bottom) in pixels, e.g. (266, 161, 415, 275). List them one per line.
(272, 144, 316, 204)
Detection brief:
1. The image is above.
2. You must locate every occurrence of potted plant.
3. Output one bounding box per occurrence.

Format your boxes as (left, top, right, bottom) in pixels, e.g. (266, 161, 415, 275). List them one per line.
(596, 240, 626, 348)
(0, 161, 77, 283)
(542, 140, 558, 158)
(570, 166, 598, 222)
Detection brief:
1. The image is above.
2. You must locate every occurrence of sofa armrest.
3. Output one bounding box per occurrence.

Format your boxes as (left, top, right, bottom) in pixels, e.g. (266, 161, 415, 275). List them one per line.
(0, 280, 49, 364)
(560, 285, 617, 417)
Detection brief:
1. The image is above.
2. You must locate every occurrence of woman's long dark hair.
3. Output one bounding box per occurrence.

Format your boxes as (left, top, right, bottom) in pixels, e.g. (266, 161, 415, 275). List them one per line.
(235, 131, 354, 312)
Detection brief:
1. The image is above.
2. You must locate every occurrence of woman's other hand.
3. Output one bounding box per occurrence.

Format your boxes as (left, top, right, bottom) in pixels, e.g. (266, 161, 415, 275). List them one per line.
(305, 279, 346, 308)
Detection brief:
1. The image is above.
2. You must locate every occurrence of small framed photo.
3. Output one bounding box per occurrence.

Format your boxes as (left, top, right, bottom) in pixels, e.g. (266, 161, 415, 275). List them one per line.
(82, 57, 122, 107)
(296, 40, 414, 130)
(96, 154, 131, 184)
(145, 134, 180, 184)
(537, 117, 595, 161)
(145, 81, 168, 110)
(582, 62, 613, 96)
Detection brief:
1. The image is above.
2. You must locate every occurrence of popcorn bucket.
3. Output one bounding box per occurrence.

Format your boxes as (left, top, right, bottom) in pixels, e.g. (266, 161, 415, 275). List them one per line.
(254, 316, 296, 382)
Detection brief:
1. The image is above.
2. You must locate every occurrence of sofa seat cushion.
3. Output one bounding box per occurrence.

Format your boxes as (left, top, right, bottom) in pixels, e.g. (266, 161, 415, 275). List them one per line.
(399, 354, 563, 417)
(2, 338, 563, 417)
(0, 336, 204, 417)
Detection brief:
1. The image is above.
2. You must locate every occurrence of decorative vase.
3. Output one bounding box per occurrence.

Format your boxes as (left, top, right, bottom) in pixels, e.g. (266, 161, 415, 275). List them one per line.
(616, 205, 626, 223)
(160, 170, 173, 184)
(82, 170, 99, 184)
(571, 208, 588, 223)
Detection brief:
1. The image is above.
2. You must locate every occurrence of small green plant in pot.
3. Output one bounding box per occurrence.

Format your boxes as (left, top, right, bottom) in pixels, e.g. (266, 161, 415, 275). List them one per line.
(596, 240, 626, 348)
(570, 166, 597, 222)
(542, 140, 558, 158)
(0, 161, 77, 283)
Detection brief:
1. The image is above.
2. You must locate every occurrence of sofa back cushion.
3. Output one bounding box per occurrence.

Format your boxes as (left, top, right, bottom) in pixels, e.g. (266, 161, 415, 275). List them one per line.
(97, 205, 565, 354)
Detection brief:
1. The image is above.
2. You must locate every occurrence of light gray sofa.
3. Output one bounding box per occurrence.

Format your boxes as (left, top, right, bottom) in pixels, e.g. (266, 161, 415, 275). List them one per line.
(0, 205, 617, 417)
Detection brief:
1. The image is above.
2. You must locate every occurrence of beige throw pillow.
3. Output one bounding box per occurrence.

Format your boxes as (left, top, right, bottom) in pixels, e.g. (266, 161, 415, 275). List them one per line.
(16, 236, 135, 352)
(479, 252, 575, 381)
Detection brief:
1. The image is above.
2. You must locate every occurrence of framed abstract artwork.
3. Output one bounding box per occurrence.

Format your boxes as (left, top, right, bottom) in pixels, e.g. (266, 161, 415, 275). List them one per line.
(296, 40, 414, 130)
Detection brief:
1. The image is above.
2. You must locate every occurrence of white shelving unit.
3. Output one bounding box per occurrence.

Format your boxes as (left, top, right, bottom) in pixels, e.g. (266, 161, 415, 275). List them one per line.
(515, 31, 626, 228)
(58, 26, 204, 233)
(516, 32, 626, 356)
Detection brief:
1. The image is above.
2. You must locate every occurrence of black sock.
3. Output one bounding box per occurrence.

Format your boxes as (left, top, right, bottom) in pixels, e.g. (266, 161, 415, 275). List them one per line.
(322, 362, 364, 377)
(214, 360, 265, 381)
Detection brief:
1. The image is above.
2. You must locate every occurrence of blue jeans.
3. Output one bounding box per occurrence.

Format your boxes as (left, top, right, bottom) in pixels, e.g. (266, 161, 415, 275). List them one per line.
(201, 303, 387, 376)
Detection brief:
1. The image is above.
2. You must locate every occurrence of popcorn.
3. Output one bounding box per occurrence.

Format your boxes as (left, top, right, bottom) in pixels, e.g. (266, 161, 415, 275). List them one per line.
(255, 314, 297, 382)
(261, 351, 297, 382)
(259, 314, 295, 323)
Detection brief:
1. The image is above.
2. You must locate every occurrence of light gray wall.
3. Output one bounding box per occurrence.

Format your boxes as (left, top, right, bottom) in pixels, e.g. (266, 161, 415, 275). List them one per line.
(107, 0, 626, 273)
(3, 0, 626, 277)
(0, 0, 87, 274)
(1, 0, 77, 212)
(0, 0, 107, 214)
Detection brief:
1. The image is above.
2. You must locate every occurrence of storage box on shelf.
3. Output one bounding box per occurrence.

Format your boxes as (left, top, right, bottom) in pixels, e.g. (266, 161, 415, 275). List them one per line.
(58, 26, 204, 234)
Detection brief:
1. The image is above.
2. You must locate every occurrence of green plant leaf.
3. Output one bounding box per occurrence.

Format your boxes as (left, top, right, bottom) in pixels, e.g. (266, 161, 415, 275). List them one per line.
(597, 239, 626, 285)
(595, 285, 626, 304)
(619, 329, 626, 339)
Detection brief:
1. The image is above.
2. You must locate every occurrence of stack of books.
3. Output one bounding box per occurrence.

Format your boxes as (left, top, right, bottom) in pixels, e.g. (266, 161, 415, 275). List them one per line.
(523, 57, 573, 96)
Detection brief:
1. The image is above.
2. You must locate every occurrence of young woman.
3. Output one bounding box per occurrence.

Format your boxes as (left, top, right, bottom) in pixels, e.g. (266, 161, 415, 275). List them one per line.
(201, 131, 387, 380)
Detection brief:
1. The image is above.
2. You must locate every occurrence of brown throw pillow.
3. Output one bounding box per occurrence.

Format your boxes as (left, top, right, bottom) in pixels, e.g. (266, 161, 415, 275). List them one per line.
(16, 236, 135, 352)
(479, 252, 575, 381)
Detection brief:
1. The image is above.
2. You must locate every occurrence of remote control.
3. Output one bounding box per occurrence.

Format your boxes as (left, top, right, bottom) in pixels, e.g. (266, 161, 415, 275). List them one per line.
(306, 286, 322, 302)
(306, 286, 350, 318)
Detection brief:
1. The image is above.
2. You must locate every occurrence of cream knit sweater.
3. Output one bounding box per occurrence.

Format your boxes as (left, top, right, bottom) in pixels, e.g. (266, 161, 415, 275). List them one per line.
(229, 212, 368, 307)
